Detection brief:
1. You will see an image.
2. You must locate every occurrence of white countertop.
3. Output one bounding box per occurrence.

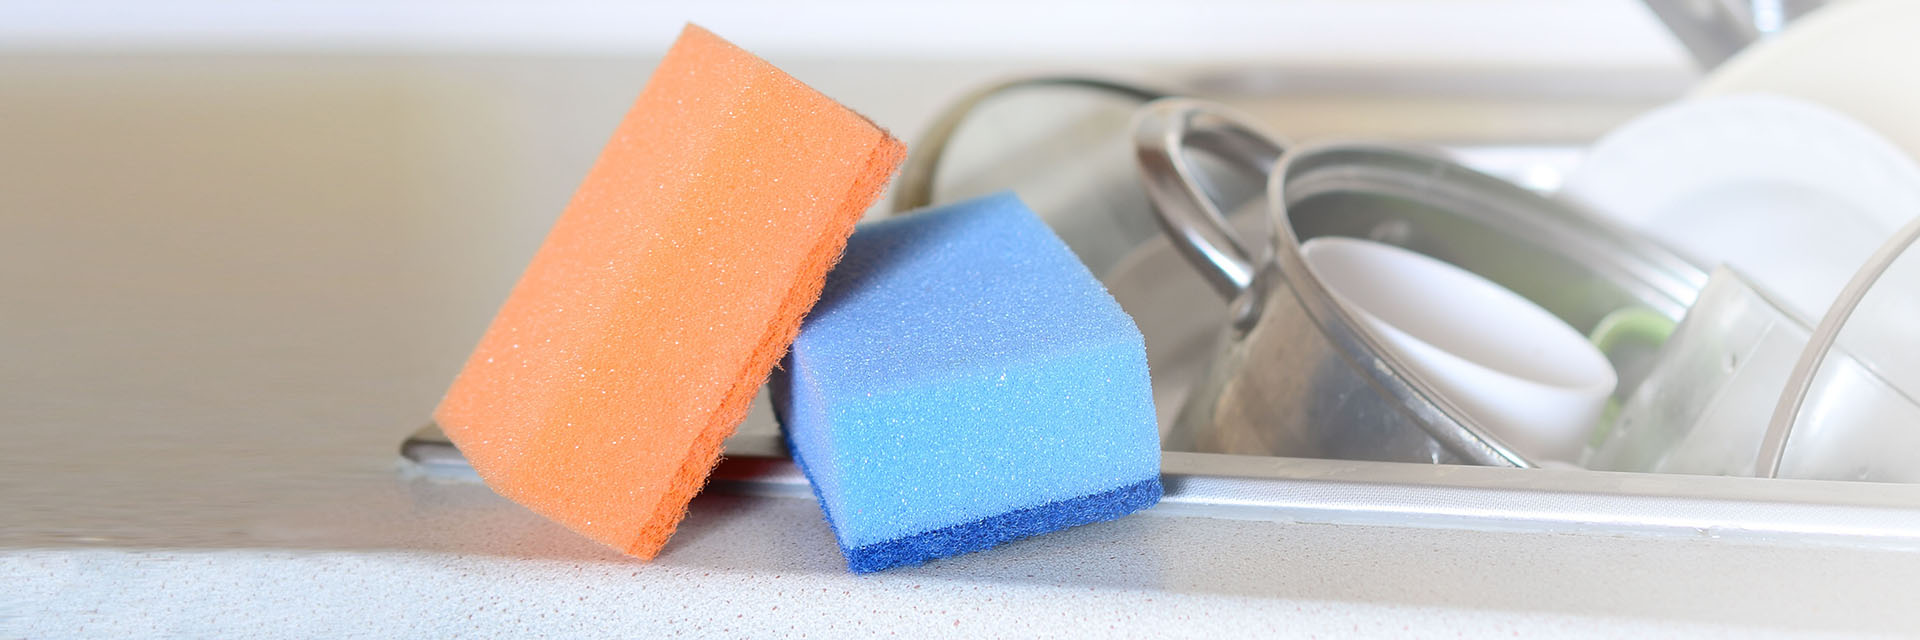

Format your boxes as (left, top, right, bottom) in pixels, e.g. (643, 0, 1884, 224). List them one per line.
(5, 53, 1917, 638)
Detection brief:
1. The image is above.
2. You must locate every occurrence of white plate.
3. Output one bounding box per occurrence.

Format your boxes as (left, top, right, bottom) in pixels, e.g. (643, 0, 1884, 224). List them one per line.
(1697, 0, 1920, 164)
(1559, 93, 1920, 321)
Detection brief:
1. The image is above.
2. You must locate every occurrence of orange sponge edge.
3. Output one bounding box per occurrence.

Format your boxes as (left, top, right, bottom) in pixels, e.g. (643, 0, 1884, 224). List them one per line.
(628, 138, 906, 559)
(432, 24, 907, 560)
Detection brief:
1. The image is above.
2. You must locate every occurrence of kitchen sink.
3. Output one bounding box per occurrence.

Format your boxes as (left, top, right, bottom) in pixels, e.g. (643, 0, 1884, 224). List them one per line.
(393, 58, 1920, 552)
(10, 51, 1920, 564)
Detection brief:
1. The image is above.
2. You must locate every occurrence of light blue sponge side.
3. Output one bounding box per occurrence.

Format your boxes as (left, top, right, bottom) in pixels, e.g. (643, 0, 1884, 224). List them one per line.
(773, 191, 1162, 572)
(806, 335, 1157, 548)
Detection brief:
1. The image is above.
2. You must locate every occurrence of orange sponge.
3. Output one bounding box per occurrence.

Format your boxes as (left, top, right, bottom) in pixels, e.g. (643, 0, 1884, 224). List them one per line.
(433, 24, 905, 559)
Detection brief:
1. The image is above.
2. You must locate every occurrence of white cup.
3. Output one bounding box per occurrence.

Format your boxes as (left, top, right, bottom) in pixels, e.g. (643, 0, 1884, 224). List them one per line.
(1300, 237, 1619, 463)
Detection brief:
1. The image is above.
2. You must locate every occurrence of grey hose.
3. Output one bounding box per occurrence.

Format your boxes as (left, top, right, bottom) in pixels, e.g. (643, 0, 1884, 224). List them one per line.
(1756, 215, 1920, 477)
(889, 76, 1170, 214)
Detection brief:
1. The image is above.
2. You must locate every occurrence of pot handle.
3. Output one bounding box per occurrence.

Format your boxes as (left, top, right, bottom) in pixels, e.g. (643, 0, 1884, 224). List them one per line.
(1132, 98, 1288, 300)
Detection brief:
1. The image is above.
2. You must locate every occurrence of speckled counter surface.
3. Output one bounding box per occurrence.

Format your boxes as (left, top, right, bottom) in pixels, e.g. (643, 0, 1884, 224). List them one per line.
(15, 489, 1920, 637)
(4, 55, 1917, 638)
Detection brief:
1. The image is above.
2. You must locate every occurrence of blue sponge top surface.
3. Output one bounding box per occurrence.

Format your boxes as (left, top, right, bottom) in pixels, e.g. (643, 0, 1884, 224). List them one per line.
(796, 191, 1144, 400)
(775, 192, 1161, 557)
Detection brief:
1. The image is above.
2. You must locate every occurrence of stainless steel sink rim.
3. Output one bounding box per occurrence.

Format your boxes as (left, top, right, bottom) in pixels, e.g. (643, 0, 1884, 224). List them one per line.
(401, 423, 1920, 550)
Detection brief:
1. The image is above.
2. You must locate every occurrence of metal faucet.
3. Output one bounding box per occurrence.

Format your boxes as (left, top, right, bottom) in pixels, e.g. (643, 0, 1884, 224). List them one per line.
(1641, 0, 1832, 69)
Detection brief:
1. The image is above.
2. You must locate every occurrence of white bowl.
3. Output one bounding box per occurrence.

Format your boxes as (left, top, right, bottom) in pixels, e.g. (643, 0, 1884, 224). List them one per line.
(1300, 237, 1618, 462)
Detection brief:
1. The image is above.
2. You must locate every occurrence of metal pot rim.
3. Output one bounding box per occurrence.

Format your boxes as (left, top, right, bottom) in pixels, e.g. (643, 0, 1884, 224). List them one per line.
(1263, 141, 1534, 467)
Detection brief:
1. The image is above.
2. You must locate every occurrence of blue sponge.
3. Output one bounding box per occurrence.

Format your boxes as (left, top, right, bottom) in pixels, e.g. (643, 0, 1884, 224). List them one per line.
(771, 192, 1162, 573)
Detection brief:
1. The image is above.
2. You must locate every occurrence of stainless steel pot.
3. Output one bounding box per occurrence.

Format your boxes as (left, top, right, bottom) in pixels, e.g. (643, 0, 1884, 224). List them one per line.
(1135, 98, 1709, 466)
(886, 78, 1267, 433)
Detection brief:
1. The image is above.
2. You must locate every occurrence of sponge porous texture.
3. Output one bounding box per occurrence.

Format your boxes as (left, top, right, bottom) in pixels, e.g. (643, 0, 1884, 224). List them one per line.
(434, 24, 905, 559)
(772, 192, 1163, 573)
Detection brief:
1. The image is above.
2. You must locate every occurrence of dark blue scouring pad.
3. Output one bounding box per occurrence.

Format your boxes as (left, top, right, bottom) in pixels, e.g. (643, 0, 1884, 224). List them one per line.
(770, 191, 1163, 573)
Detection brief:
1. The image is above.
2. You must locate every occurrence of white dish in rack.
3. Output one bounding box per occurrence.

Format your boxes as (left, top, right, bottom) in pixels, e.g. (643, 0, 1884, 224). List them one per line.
(1559, 93, 1920, 322)
(1696, 0, 1920, 165)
